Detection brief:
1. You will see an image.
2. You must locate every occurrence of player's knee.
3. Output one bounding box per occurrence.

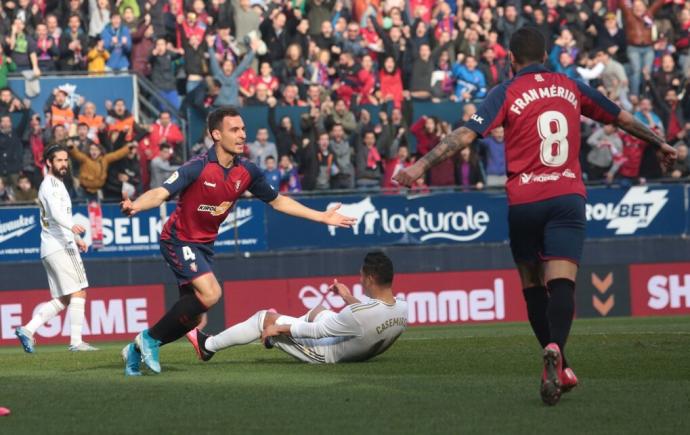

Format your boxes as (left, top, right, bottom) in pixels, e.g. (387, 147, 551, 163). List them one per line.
(517, 263, 543, 288)
(71, 290, 87, 299)
(197, 284, 222, 307)
(203, 291, 221, 307)
(307, 306, 326, 322)
(261, 311, 280, 330)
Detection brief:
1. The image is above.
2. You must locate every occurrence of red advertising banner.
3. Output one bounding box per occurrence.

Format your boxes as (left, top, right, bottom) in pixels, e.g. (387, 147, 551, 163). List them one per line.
(0, 285, 165, 346)
(224, 270, 527, 327)
(630, 262, 690, 316)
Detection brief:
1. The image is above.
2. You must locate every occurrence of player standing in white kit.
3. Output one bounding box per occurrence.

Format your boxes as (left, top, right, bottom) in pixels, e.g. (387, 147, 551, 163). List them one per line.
(15, 145, 99, 353)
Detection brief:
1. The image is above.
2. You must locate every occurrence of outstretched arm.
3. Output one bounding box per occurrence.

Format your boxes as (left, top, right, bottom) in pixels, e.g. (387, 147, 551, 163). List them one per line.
(120, 187, 170, 216)
(393, 126, 477, 186)
(269, 194, 356, 228)
(615, 111, 677, 168)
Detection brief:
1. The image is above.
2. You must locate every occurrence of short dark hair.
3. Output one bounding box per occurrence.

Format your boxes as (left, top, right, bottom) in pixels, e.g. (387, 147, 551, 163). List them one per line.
(43, 144, 68, 164)
(207, 106, 241, 135)
(509, 27, 546, 65)
(265, 155, 276, 162)
(160, 143, 172, 151)
(362, 251, 394, 286)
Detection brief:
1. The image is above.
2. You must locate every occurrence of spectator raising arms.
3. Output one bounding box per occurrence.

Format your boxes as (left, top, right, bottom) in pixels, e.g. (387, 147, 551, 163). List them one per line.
(207, 34, 258, 107)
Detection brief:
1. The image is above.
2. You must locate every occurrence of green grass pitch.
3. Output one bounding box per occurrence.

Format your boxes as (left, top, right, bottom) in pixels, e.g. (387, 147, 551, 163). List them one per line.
(1, 316, 689, 434)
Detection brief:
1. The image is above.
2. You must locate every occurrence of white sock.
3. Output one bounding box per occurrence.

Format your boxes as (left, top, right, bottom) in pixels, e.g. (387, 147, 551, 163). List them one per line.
(206, 310, 265, 352)
(25, 299, 65, 335)
(68, 297, 86, 346)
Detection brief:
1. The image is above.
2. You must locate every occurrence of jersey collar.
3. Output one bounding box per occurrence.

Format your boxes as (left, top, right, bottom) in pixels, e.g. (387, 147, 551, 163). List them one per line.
(207, 146, 219, 162)
(207, 145, 242, 168)
(515, 63, 549, 77)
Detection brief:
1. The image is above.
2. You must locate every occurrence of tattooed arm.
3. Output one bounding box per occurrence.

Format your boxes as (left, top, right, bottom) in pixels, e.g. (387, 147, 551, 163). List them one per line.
(616, 111, 664, 148)
(616, 111, 677, 169)
(393, 127, 477, 186)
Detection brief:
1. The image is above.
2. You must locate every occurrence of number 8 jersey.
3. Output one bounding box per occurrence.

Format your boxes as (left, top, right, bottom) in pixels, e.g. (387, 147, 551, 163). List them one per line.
(465, 64, 621, 205)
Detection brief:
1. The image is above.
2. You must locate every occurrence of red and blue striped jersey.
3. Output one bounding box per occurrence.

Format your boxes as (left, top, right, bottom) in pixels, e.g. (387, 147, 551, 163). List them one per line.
(160, 146, 277, 245)
(465, 64, 621, 205)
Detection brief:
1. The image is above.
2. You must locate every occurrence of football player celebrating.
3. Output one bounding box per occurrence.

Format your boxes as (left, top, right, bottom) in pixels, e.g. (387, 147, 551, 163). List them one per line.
(120, 107, 355, 376)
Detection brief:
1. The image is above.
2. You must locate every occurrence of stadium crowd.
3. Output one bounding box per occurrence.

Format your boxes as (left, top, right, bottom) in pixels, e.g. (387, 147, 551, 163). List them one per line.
(1, 0, 690, 204)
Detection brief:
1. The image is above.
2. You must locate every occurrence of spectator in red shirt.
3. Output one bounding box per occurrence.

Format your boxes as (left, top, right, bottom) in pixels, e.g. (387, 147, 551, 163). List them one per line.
(238, 66, 258, 103)
(409, 115, 440, 156)
(409, 0, 435, 23)
(608, 132, 648, 185)
(356, 54, 378, 105)
(148, 111, 184, 155)
(383, 141, 410, 191)
(378, 56, 403, 109)
(254, 62, 280, 95)
(176, 10, 206, 50)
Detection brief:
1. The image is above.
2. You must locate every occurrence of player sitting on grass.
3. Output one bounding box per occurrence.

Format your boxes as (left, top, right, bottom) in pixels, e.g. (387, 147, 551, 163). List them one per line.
(187, 252, 408, 364)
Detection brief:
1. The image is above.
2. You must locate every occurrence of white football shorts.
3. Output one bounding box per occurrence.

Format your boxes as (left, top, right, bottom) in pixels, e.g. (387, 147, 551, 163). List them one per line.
(42, 248, 89, 298)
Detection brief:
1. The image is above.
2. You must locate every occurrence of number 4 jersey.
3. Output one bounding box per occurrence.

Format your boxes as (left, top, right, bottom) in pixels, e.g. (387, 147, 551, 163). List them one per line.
(465, 64, 621, 205)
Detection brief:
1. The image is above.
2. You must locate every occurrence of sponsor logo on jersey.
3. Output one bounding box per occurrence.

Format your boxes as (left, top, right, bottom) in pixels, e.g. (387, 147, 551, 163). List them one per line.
(519, 172, 561, 185)
(562, 168, 576, 178)
(190, 262, 198, 273)
(164, 171, 179, 185)
(326, 197, 489, 242)
(586, 186, 668, 235)
(203, 181, 216, 188)
(0, 215, 37, 243)
(197, 201, 233, 216)
(470, 113, 484, 124)
(535, 74, 544, 82)
(519, 169, 576, 185)
(218, 205, 253, 235)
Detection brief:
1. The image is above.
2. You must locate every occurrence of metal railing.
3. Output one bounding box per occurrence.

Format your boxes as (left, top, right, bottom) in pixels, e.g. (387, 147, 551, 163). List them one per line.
(133, 74, 190, 162)
(7, 69, 191, 160)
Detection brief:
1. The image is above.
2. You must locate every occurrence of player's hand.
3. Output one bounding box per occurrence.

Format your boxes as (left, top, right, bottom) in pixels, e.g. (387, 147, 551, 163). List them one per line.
(76, 238, 88, 253)
(657, 143, 678, 170)
(120, 192, 138, 217)
(329, 279, 352, 299)
(392, 162, 425, 187)
(260, 324, 281, 342)
(71, 224, 86, 235)
(321, 203, 356, 228)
